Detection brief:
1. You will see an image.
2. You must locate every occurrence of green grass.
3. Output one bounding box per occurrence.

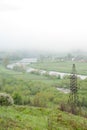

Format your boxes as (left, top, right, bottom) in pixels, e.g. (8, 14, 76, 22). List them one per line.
(0, 106, 87, 130)
(48, 108, 87, 130)
(0, 106, 49, 130)
(28, 61, 87, 75)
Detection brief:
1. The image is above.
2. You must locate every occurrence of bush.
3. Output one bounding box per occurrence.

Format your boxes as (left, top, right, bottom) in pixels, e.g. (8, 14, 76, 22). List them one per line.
(13, 93, 22, 105)
(31, 92, 47, 107)
(59, 102, 81, 115)
(0, 93, 14, 106)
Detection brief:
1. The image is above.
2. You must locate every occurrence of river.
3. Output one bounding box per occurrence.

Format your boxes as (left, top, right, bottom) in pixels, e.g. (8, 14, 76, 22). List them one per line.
(7, 63, 87, 80)
(27, 68, 87, 80)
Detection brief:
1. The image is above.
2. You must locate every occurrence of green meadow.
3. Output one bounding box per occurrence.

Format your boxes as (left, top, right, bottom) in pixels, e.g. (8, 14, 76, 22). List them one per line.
(28, 61, 87, 75)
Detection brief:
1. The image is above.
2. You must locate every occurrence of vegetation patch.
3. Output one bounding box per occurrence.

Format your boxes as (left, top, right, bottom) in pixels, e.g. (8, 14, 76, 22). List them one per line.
(0, 93, 14, 106)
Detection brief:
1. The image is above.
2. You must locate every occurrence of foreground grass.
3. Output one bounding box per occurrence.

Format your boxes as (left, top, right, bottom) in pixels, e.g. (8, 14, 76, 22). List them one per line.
(0, 106, 87, 130)
(0, 106, 49, 130)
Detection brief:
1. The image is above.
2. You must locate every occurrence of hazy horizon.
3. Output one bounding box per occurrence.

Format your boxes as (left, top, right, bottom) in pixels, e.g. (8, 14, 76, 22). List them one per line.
(0, 0, 87, 52)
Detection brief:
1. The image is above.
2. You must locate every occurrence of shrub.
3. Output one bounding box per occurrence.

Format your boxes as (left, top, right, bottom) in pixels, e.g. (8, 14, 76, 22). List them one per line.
(13, 93, 22, 105)
(0, 93, 14, 106)
(59, 102, 82, 115)
(31, 92, 47, 107)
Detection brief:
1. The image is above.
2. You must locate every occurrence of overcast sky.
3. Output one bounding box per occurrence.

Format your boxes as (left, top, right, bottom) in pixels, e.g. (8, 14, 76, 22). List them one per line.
(0, 0, 87, 52)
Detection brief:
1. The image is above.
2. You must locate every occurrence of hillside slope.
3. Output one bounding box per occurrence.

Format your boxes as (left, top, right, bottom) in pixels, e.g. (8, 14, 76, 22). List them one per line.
(0, 106, 87, 130)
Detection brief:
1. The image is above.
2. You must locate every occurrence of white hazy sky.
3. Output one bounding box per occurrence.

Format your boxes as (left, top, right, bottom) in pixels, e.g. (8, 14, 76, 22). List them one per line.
(0, 0, 87, 52)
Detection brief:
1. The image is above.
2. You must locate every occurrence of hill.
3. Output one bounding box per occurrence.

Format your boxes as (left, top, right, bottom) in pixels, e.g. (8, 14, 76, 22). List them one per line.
(0, 106, 87, 130)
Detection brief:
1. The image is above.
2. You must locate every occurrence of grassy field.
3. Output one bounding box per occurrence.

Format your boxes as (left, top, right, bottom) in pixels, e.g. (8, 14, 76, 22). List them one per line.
(28, 61, 87, 75)
(0, 106, 87, 130)
(0, 106, 49, 130)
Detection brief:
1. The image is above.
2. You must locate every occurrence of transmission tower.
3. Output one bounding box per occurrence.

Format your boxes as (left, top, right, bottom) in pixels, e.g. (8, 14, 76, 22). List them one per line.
(68, 64, 78, 105)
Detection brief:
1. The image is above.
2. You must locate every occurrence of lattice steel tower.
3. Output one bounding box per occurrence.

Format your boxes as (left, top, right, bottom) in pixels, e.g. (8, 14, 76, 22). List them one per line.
(68, 64, 78, 105)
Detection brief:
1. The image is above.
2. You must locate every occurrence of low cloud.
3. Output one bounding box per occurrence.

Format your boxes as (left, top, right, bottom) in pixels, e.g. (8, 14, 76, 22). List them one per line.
(0, 1, 22, 11)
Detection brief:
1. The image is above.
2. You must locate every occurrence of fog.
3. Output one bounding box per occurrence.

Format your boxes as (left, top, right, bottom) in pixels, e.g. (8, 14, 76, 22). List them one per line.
(0, 0, 87, 52)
